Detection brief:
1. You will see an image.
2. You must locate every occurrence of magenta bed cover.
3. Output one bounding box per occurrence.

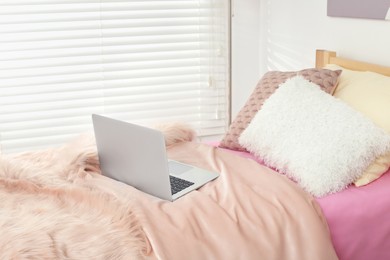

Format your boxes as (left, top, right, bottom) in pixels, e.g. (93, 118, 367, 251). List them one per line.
(209, 142, 390, 260)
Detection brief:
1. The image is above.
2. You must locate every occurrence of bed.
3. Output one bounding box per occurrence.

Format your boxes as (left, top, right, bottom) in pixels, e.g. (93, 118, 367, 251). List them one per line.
(217, 49, 390, 260)
(0, 50, 389, 260)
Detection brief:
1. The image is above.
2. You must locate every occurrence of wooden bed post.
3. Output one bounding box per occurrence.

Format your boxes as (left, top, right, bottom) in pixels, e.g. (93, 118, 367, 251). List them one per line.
(316, 50, 336, 68)
(316, 49, 390, 75)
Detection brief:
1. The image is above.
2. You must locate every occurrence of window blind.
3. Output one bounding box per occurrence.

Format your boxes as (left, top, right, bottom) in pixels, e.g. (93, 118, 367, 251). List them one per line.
(0, 0, 229, 154)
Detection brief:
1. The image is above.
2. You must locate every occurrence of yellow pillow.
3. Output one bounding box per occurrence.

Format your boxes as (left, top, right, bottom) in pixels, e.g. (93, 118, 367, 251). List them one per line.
(354, 153, 390, 186)
(326, 64, 390, 186)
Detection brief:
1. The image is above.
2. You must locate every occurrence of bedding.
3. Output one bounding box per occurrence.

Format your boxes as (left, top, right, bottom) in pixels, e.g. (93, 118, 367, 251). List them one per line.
(0, 135, 338, 259)
(212, 141, 390, 260)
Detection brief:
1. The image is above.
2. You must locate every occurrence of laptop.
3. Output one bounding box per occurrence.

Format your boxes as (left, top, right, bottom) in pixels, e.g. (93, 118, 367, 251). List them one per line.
(92, 114, 219, 201)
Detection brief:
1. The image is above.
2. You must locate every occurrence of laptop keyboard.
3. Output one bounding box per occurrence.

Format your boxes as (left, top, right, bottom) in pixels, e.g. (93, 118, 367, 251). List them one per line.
(170, 175, 194, 195)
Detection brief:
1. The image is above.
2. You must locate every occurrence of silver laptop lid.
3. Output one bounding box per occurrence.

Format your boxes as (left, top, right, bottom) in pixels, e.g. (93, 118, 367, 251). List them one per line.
(92, 114, 172, 201)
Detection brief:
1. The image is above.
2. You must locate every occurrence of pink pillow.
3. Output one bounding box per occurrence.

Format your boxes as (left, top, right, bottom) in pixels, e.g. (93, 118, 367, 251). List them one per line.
(219, 68, 341, 151)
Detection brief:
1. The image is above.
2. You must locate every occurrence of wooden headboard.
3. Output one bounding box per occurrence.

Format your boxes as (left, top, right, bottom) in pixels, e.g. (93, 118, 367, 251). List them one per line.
(315, 49, 390, 77)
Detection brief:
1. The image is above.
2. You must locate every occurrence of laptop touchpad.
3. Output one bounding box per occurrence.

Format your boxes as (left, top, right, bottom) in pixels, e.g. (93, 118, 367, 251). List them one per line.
(168, 161, 193, 175)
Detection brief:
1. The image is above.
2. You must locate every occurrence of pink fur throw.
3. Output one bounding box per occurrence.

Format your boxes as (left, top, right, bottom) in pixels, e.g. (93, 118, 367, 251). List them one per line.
(154, 122, 196, 147)
(0, 123, 194, 259)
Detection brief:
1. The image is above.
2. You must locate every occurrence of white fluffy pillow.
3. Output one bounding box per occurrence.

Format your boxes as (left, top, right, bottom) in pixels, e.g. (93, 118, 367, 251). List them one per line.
(239, 76, 390, 197)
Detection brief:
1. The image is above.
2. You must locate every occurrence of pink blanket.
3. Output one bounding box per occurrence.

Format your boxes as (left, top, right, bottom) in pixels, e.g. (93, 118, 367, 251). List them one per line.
(0, 138, 337, 259)
(209, 141, 390, 260)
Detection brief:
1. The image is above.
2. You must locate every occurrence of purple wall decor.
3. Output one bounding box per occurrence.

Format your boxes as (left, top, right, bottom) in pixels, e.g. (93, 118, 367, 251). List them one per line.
(327, 0, 390, 20)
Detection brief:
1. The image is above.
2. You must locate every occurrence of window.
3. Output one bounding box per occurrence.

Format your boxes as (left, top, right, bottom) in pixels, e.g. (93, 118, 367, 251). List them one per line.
(0, 0, 230, 154)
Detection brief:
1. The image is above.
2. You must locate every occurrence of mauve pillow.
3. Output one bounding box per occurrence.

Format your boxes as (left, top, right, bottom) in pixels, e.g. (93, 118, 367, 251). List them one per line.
(219, 68, 341, 151)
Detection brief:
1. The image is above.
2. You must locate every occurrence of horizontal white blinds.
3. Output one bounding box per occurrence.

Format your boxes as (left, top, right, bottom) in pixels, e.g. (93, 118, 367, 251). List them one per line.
(0, 0, 229, 154)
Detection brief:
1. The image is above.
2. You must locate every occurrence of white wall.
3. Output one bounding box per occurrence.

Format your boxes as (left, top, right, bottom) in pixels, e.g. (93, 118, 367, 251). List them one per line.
(232, 0, 390, 116)
(231, 0, 261, 118)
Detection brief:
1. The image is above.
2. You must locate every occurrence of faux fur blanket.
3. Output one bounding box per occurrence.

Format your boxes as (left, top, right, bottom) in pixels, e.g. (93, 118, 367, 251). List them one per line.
(0, 134, 147, 259)
(0, 123, 195, 259)
(0, 124, 337, 259)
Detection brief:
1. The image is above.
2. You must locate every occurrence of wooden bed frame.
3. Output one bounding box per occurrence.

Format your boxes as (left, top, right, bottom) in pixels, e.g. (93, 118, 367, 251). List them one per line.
(315, 49, 390, 76)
